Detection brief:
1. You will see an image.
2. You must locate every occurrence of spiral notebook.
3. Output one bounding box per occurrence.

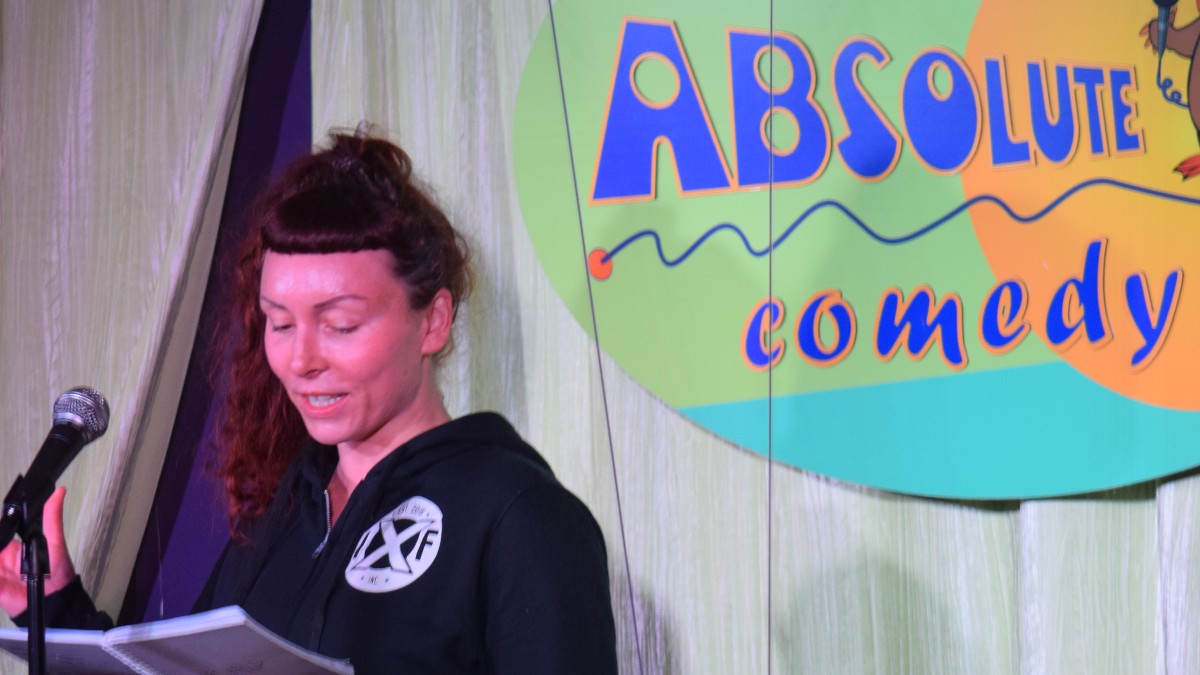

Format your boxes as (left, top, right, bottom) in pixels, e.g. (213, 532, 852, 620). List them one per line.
(0, 605, 353, 674)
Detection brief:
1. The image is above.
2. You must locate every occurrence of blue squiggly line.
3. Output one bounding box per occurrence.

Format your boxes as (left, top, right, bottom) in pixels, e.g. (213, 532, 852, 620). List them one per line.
(1158, 72, 1188, 108)
(1158, 55, 1188, 109)
(601, 177, 1200, 267)
(1156, 26, 1189, 109)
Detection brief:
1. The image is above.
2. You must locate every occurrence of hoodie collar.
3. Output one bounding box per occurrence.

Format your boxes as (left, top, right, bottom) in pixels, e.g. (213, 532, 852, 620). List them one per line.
(296, 412, 541, 496)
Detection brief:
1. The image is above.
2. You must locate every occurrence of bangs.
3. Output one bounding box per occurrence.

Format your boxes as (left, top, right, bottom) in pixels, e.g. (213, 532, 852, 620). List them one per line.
(262, 184, 389, 254)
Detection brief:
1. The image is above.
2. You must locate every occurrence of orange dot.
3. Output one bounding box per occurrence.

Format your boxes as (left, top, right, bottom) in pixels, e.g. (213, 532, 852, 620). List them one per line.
(588, 248, 613, 280)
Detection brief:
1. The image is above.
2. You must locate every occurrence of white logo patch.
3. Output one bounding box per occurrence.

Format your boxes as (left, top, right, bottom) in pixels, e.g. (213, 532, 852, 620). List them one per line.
(345, 496, 443, 592)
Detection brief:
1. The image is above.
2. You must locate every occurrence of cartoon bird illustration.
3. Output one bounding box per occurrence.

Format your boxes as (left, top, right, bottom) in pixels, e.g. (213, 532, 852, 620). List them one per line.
(1142, 1, 1200, 177)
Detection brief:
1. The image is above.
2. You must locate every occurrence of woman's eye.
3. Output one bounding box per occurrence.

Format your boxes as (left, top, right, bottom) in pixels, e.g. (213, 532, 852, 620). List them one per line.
(330, 325, 359, 335)
(268, 322, 293, 333)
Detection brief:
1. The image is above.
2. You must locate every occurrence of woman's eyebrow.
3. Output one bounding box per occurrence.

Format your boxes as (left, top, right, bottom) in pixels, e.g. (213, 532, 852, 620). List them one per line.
(313, 294, 368, 311)
(258, 293, 368, 311)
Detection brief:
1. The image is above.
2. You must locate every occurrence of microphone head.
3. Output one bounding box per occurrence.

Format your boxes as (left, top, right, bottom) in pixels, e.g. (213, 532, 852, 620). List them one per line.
(53, 387, 110, 442)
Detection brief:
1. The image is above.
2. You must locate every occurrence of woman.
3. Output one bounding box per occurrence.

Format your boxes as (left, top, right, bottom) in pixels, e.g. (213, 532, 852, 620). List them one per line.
(0, 129, 618, 673)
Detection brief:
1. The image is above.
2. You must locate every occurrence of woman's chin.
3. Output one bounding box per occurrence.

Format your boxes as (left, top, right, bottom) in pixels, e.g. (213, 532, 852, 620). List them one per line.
(300, 419, 351, 447)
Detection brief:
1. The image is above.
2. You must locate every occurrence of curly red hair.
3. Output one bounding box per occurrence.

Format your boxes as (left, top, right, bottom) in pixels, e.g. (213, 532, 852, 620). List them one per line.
(216, 128, 471, 537)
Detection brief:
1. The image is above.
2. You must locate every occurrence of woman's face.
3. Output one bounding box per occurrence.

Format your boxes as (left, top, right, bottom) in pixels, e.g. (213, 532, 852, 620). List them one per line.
(259, 250, 451, 454)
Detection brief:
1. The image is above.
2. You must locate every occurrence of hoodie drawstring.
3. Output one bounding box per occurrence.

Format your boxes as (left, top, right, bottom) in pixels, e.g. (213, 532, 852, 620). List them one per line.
(312, 489, 332, 558)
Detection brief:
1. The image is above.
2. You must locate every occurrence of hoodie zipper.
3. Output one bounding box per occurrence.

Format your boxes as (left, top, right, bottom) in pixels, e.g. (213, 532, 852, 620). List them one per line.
(312, 489, 332, 558)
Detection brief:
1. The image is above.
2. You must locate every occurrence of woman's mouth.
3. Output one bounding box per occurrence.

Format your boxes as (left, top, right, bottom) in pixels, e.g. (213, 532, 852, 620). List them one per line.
(306, 394, 345, 407)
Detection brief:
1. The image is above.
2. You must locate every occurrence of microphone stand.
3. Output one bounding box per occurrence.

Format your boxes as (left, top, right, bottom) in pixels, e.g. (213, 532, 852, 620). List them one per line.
(13, 494, 48, 675)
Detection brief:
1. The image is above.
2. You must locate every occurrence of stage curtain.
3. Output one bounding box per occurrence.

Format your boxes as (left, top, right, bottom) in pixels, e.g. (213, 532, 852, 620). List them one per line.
(0, 1, 263, 656)
(311, 2, 1200, 673)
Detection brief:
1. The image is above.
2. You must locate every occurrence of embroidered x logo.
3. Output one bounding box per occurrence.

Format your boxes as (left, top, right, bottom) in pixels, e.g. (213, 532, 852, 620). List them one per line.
(360, 519, 432, 572)
(345, 497, 443, 593)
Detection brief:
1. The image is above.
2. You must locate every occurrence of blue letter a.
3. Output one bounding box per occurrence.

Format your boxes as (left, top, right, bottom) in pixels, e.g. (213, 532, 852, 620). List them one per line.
(591, 18, 731, 203)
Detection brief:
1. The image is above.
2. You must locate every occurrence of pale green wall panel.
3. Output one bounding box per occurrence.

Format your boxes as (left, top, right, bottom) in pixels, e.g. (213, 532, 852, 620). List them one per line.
(1018, 491, 1159, 675)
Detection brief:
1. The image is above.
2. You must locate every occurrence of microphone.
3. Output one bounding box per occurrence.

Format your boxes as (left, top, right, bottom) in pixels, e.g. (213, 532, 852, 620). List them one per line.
(1156, 0, 1178, 56)
(0, 387, 110, 547)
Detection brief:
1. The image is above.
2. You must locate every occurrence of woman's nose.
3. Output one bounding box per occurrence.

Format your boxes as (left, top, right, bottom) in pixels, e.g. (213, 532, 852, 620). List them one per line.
(290, 327, 325, 376)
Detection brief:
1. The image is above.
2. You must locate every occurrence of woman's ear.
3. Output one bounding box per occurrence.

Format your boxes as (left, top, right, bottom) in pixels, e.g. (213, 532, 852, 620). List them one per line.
(421, 288, 454, 356)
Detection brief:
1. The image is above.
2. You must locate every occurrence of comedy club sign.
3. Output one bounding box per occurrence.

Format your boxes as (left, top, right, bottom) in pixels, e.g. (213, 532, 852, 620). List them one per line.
(512, 0, 1200, 498)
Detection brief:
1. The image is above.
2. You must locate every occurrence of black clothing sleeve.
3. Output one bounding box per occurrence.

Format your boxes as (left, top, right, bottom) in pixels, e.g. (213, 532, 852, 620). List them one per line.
(12, 575, 114, 631)
(483, 482, 618, 675)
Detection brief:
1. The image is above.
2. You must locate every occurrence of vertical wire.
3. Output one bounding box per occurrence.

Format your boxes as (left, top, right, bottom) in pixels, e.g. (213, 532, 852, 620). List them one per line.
(766, 1, 776, 672)
(546, 2, 646, 673)
(1154, 478, 1169, 674)
(1013, 502, 1027, 673)
(155, 506, 165, 618)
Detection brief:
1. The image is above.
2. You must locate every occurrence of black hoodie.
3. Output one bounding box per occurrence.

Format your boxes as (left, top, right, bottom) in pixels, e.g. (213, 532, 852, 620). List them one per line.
(36, 413, 618, 674)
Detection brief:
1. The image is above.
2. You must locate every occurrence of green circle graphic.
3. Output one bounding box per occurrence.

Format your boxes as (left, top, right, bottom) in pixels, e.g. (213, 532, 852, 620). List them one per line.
(512, 0, 1200, 498)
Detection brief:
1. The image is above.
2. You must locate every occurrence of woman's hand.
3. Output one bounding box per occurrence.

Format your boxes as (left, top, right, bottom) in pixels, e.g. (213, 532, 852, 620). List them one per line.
(0, 486, 77, 618)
